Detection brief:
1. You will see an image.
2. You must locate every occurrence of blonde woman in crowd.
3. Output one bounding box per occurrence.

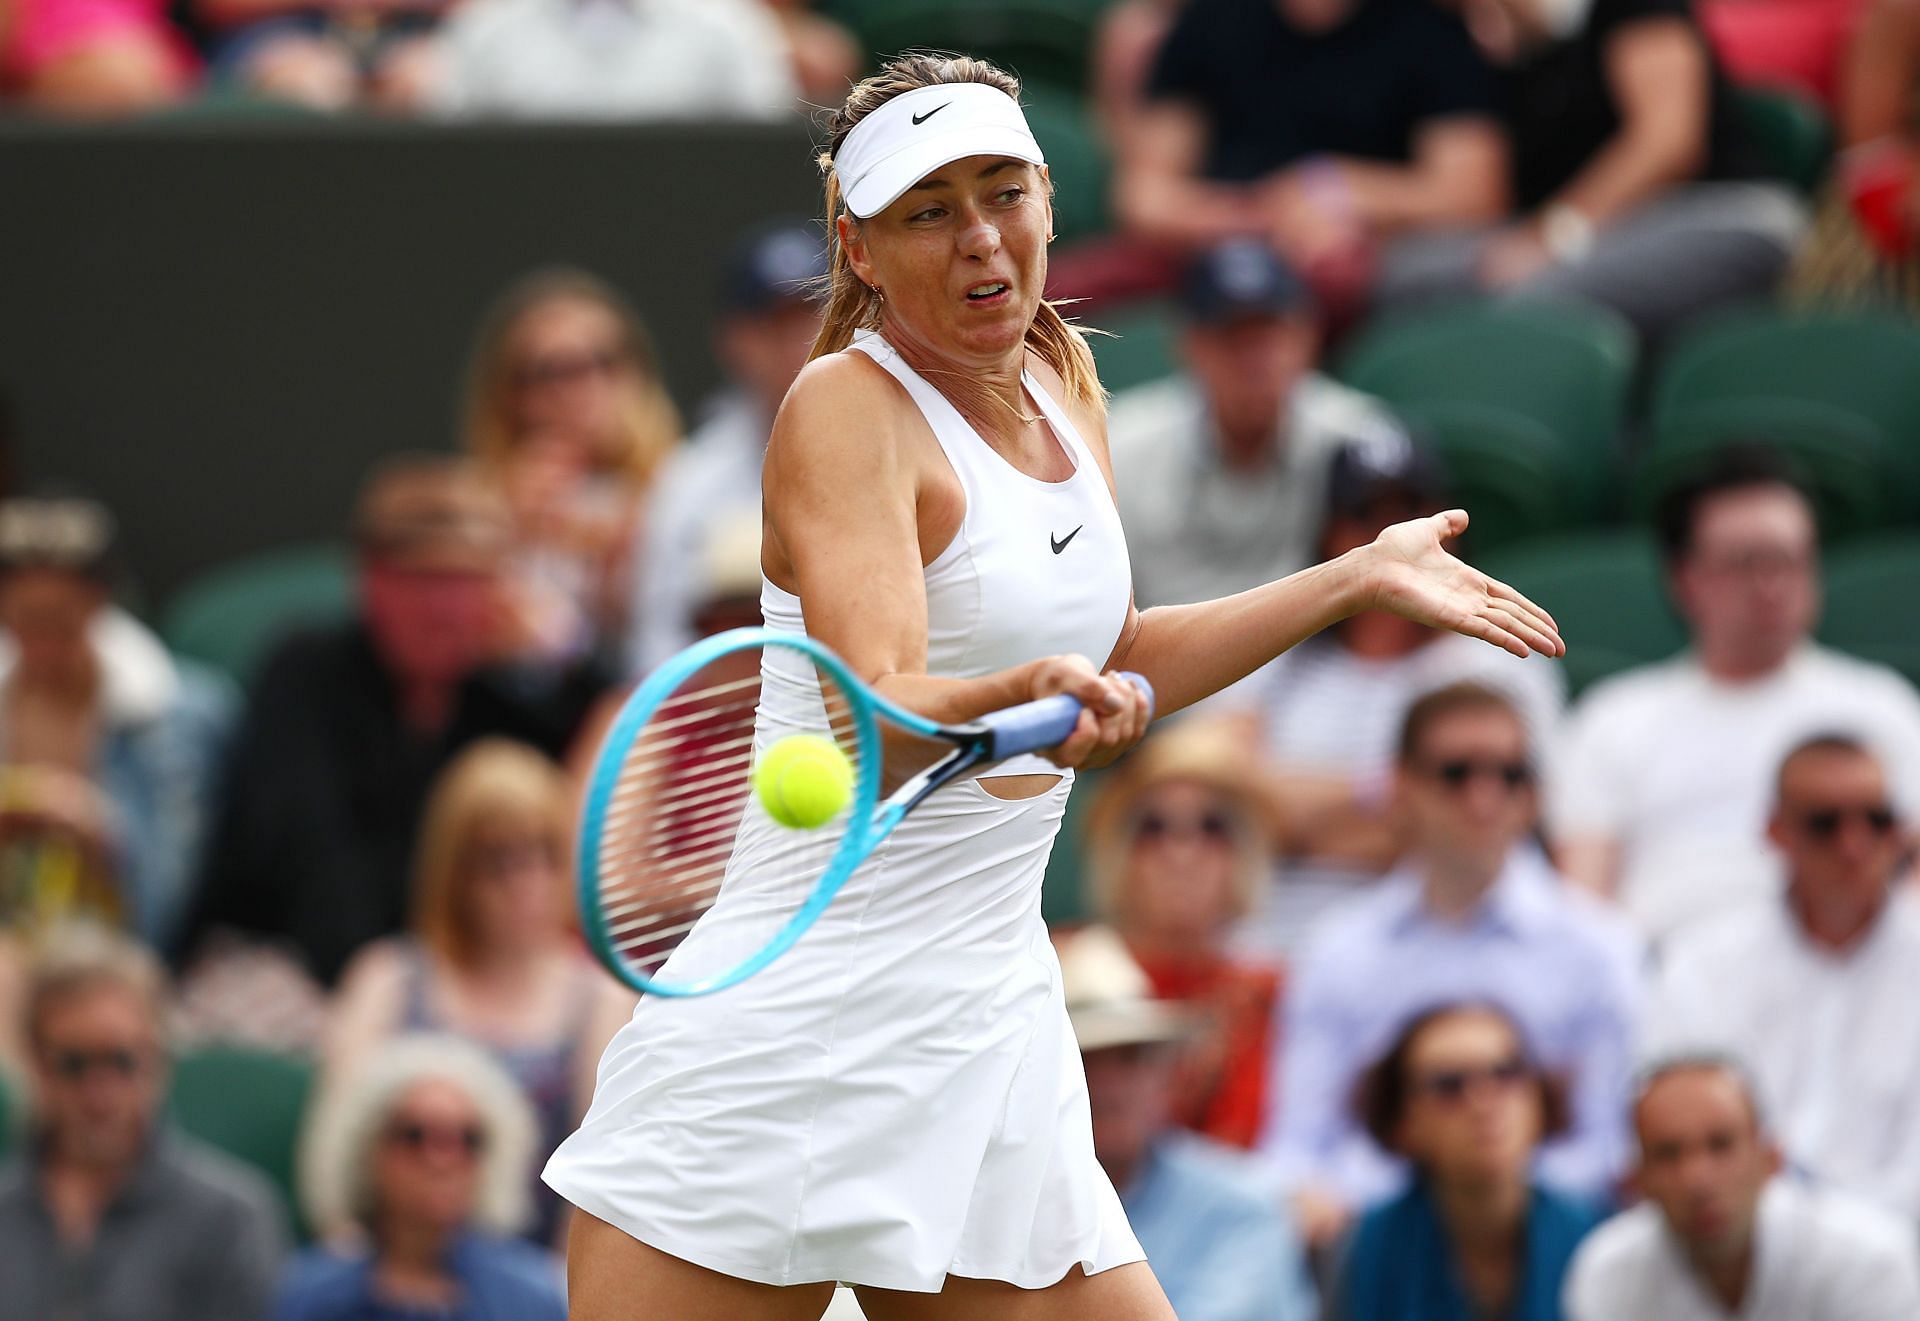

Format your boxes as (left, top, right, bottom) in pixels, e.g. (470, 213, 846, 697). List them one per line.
(281, 1033, 566, 1321)
(1083, 719, 1283, 1150)
(324, 739, 633, 1244)
(462, 267, 683, 658)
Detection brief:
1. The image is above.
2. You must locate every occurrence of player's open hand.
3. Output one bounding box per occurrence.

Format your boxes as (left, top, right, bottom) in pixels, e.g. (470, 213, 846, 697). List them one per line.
(1028, 654, 1152, 771)
(1362, 510, 1564, 659)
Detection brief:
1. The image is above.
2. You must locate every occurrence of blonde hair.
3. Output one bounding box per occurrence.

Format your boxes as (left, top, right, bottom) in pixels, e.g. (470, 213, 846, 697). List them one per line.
(410, 740, 574, 971)
(298, 1033, 536, 1240)
(462, 266, 683, 488)
(811, 53, 1106, 420)
(1081, 720, 1279, 926)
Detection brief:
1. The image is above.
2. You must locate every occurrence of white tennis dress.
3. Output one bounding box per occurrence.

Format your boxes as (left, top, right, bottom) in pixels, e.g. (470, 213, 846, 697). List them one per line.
(543, 329, 1143, 1291)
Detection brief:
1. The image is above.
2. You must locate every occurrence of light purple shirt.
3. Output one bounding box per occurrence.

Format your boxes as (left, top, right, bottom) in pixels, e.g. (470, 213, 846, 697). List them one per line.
(1260, 847, 1644, 1208)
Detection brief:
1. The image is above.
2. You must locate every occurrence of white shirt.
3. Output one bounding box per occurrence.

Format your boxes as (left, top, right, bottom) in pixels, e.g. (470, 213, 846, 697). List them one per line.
(434, 0, 797, 121)
(1565, 1181, 1920, 1321)
(1216, 630, 1566, 960)
(1648, 890, 1920, 1224)
(627, 390, 769, 673)
(1106, 371, 1404, 608)
(1547, 645, 1920, 942)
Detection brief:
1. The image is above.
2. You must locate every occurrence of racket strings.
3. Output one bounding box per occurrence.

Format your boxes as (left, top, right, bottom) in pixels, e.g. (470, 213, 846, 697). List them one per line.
(594, 662, 863, 979)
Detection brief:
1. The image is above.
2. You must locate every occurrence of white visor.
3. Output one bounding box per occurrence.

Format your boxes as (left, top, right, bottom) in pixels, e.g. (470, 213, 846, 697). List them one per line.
(835, 83, 1047, 220)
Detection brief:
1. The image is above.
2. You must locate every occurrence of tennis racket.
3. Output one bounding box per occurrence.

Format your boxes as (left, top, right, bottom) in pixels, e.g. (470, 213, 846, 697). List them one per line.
(577, 626, 1153, 997)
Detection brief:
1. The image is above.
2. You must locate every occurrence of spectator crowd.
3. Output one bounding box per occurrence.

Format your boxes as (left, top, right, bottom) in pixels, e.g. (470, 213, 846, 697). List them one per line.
(4, 3, 1920, 1319)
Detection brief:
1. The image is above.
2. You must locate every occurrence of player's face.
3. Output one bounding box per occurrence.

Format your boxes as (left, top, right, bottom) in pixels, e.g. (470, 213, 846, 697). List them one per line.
(1634, 1069, 1775, 1258)
(1399, 708, 1535, 865)
(1394, 1010, 1541, 1189)
(845, 156, 1053, 366)
(1770, 748, 1904, 913)
(1121, 779, 1246, 948)
(1671, 485, 1818, 671)
(373, 1079, 489, 1233)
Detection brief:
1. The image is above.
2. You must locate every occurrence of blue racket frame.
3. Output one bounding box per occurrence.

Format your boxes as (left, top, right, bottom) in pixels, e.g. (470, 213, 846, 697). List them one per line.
(579, 626, 1150, 997)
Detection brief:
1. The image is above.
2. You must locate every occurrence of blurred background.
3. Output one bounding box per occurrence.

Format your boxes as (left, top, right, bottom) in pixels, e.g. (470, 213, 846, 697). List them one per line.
(2, 0, 1920, 1317)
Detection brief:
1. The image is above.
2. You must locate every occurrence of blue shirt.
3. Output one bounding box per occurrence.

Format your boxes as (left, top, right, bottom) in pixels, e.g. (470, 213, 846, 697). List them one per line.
(1334, 1181, 1600, 1321)
(274, 1233, 566, 1321)
(1263, 848, 1643, 1206)
(1122, 1132, 1318, 1321)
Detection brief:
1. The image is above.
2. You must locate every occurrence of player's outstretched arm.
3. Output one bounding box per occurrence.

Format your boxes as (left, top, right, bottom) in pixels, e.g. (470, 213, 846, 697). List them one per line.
(1111, 509, 1563, 716)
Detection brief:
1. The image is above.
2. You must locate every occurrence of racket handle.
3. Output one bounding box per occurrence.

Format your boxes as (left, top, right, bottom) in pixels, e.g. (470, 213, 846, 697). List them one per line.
(980, 672, 1156, 760)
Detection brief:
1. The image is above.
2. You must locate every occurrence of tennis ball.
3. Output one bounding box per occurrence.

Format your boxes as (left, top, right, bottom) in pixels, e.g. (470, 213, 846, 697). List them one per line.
(754, 734, 854, 829)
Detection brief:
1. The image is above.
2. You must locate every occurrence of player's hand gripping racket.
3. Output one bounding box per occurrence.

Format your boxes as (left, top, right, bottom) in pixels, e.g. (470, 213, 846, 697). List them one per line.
(577, 627, 1153, 997)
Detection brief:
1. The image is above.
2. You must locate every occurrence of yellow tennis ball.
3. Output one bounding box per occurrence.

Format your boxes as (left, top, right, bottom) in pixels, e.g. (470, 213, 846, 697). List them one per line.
(754, 733, 854, 829)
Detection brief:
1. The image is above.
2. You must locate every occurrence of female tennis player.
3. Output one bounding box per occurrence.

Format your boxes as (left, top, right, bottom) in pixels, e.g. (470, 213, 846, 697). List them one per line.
(547, 53, 1563, 1321)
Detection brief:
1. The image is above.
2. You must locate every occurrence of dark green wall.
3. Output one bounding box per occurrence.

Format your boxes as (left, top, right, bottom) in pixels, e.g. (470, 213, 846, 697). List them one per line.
(0, 119, 821, 603)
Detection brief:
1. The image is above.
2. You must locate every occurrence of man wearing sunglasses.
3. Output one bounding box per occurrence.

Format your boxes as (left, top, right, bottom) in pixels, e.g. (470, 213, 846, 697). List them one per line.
(1650, 734, 1920, 1228)
(1262, 682, 1641, 1253)
(0, 924, 284, 1321)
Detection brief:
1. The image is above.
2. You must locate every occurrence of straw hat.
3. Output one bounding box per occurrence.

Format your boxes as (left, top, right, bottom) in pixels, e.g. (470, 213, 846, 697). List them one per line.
(1079, 716, 1281, 923)
(1059, 925, 1191, 1053)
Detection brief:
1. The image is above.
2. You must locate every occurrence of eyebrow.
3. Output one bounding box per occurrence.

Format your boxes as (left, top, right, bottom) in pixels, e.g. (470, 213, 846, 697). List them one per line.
(904, 159, 1027, 196)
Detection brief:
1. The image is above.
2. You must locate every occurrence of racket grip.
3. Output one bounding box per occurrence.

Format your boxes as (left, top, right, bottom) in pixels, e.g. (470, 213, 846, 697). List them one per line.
(980, 672, 1156, 760)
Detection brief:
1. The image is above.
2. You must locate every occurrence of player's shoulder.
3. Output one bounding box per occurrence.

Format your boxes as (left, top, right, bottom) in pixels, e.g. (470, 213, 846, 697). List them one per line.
(772, 350, 915, 464)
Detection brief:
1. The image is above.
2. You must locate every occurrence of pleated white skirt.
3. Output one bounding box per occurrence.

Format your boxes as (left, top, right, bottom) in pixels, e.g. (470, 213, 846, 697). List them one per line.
(543, 776, 1144, 1292)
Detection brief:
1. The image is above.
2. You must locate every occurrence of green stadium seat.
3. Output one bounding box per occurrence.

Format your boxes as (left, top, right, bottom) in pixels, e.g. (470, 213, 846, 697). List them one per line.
(1634, 399, 1895, 541)
(1820, 535, 1920, 687)
(1646, 309, 1920, 534)
(1415, 404, 1581, 552)
(0, 1064, 19, 1162)
(1020, 84, 1112, 244)
(162, 544, 352, 688)
(1730, 86, 1833, 195)
(168, 1044, 313, 1234)
(1088, 301, 1180, 394)
(1477, 530, 1684, 695)
(825, 0, 1111, 89)
(1338, 298, 1637, 521)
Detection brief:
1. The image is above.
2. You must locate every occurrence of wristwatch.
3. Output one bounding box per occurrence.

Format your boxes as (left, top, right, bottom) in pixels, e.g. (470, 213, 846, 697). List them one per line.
(1540, 203, 1596, 263)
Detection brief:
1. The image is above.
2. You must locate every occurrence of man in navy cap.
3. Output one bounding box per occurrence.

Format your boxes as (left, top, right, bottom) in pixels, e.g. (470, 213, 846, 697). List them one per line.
(1108, 238, 1412, 610)
(627, 219, 826, 672)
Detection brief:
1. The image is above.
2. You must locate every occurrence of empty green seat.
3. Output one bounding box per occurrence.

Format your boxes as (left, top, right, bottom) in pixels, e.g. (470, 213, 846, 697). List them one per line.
(1647, 309, 1920, 532)
(1820, 535, 1920, 686)
(1339, 298, 1637, 521)
(1089, 301, 1180, 395)
(1730, 86, 1833, 195)
(0, 1064, 19, 1162)
(1478, 530, 1684, 695)
(162, 544, 352, 688)
(1415, 404, 1581, 552)
(169, 1044, 314, 1234)
(1634, 399, 1895, 540)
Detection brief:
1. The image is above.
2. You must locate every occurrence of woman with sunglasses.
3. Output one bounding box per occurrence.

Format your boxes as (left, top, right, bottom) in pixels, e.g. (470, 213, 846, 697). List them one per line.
(1082, 718, 1283, 1149)
(460, 267, 683, 660)
(281, 1034, 565, 1321)
(1331, 1002, 1602, 1321)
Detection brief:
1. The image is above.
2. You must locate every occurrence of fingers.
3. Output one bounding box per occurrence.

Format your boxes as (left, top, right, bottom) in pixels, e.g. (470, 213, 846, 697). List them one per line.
(1044, 672, 1153, 770)
(1485, 601, 1563, 658)
(1486, 577, 1563, 651)
(1432, 509, 1470, 542)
